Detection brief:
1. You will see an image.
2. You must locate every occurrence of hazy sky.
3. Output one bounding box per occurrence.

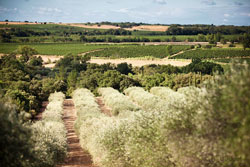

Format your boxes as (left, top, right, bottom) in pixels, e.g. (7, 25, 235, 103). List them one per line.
(0, 0, 250, 25)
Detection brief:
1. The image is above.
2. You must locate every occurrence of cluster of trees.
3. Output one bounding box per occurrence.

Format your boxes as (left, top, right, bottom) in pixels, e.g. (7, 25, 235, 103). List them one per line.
(96, 21, 146, 28)
(0, 46, 66, 116)
(55, 54, 222, 95)
(166, 24, 250, 35)
(79, 36, 179, 43)
(82, 29, 132, 36)
(0, 45, 224, 117)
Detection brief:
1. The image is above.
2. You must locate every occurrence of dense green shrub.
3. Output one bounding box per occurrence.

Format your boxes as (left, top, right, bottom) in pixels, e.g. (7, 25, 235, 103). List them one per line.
(182, 58, 224, 74)
(0, 101, 36, 167)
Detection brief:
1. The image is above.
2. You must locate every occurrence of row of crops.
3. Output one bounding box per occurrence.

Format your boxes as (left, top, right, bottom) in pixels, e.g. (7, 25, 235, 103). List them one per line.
(72, 73, 249, 167)
(0, 43, 126, 55)
(31, 92, 67, 166)
(86, 45, 192, 58)
(171, 48, 250, 59)
(1, 92, 67, 167)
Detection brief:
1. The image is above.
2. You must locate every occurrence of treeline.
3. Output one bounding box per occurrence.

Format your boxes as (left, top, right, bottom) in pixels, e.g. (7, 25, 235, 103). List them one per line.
(167, 24, 250, 35)
(95, 21, 146, 28)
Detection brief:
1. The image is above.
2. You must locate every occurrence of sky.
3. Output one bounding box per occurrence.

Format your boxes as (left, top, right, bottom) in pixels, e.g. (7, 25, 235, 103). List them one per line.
(0, 0, 250, 25)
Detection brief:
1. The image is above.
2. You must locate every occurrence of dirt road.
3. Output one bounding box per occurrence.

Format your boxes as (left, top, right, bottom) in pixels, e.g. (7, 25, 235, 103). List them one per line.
(57, 99, 97, 167)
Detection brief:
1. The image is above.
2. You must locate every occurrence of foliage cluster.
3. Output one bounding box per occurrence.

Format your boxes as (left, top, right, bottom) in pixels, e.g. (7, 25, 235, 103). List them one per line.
(0, 92, 67, 167)
(98, 87, 140, 115)
(31, 92, 67, 167)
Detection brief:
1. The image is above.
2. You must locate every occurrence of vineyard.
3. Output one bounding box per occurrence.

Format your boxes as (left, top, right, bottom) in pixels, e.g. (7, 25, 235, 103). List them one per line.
(70, 63, 249, 167)
(86, 45, 192, 58)
(0, 43, 125, 55)
(1, 61, 250, 167)
(69, 64, 250, 167)
(214, 58, 250, 63)
(171, 48, 250, 59)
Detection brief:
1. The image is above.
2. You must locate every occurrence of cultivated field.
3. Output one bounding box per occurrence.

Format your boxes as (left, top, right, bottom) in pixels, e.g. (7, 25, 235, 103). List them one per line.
(61, 23, 169, 31)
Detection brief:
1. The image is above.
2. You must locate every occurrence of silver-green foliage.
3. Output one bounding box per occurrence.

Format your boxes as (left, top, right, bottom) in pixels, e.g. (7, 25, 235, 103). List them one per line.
(150, 87, 186, 106)
(124, 87, 170, 112)
(72, 88, 105, 135)
(72, 88, 108, 164)
(98, 87, 140, 115)
(31, 92, 67, 167)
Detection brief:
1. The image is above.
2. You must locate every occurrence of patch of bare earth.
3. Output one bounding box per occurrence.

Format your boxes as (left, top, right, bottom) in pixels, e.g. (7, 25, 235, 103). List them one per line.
(96, 97, 112, 117)
(125, 25, 169, 32)
(33, 101, 48, 121)
(57, 99, 97, 167)
(60, 23, 169, 32)
(90, 58, 191, 67)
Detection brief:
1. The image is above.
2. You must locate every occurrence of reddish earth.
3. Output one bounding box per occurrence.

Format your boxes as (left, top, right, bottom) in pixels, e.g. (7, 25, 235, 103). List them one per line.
(96, 97, 112, 116)
(57, 99, 97, 167)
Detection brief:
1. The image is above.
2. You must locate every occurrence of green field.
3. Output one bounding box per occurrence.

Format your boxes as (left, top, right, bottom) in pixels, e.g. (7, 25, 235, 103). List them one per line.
(171, 48, 250, 59)
(0, 43, 131, 55)
(85, 45, 192, 58)
(0, 24, 242, 43)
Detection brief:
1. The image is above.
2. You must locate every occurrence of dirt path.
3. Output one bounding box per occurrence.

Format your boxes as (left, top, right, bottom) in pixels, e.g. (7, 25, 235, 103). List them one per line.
(96, 97, 112, 116)
(166, 48, 196, 59)
(57, 99, 97, 167)
(34, 101, 48, 121)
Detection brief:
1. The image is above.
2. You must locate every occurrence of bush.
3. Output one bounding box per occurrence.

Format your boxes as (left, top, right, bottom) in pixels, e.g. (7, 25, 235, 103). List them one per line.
(98, 87, 140, 115)
(31, 92, 67, 167)
(203, 63, 250, 166)
(0, 101, 36, 167)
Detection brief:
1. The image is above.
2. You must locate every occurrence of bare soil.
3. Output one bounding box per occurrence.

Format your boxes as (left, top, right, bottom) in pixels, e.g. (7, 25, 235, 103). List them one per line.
(34, 101, 48, 121)
(90, 58, 191, 67)
(96, 97, 112, 116)
(60, 23, 169, 32)
(57, 99, 97, 167)
(125, 25, 169, 32)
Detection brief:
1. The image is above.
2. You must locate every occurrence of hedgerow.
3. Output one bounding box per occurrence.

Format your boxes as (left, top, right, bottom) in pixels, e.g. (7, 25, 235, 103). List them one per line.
(72, 63, 250, 167)
(98, 87, 140, 115)
(31, 92, 67, 167)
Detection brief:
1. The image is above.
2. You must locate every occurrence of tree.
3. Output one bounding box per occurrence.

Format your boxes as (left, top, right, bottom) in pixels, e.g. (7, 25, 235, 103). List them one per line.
(18, 46, 38, 63)
(242, 33, 250, 50)
(182, 58, 224, 75)
(28, 56, 43, 66)
(116, 63, 133, 75)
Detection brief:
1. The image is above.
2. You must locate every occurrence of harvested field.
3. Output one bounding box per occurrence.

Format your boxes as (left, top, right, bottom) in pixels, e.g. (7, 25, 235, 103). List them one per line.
(61, 23, 169, 32)
(90, 58, 191, 67)
(126, 25, 169, 32)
